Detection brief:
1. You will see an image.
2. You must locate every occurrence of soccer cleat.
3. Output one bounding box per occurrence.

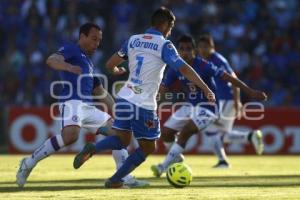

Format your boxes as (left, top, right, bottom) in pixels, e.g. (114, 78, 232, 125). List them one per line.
(73, 143, 96, 169)
(212, 160, 230, 168)
(151, 154, 184, 178)
(123, 176, 150, 188)
(104, 179, 129, 189)
(16, 158, 33, 187)
(151, 164, 164, 178)
(251, 130, 264, 155)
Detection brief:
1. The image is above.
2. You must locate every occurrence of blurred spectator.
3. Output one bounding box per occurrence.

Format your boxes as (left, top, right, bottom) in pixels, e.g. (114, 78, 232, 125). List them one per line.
(111, 0, 136, 49)
(0, 0, 299, 107)
(230, 47, 250, 73)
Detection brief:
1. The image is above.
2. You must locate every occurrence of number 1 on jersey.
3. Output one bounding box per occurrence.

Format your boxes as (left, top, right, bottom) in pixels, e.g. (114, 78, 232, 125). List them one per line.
(135, 56, 144, 77)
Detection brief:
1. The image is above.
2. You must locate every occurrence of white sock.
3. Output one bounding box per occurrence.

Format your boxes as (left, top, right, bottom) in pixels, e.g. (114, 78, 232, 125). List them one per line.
(223, 130, 249, 144)
(26, 134, 65, 168)
(112, 149, 128, 170)
(208, 133, 227, 161)
(161, 143, 184, 170)
(112, 149, 133, 182)
(163, 142, 173, 151)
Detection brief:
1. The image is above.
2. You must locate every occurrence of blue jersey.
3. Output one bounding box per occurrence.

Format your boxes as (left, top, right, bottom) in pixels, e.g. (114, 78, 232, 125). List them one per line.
(162, 56, 225, 112)
(208, 52, 234, 100)
(56, 43, 100, 102)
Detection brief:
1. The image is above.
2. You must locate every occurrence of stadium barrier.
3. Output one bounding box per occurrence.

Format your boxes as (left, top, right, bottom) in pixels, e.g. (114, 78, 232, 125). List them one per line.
(7, 106, 300, 154)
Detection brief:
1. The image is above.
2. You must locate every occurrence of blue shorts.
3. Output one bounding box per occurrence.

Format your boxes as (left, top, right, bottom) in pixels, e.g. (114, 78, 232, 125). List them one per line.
(112, 98, 160, 140)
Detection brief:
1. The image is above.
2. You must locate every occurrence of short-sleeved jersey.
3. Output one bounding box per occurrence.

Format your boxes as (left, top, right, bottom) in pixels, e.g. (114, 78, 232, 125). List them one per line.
(208, 52, 234, 100)
(116, 28, 186, 110)
(56, 43, 98, 103)
(162, 56, 225, 112)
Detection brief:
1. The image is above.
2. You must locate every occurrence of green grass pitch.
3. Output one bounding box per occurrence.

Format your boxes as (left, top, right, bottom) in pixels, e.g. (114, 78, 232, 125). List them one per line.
(0, 155, 300, 200)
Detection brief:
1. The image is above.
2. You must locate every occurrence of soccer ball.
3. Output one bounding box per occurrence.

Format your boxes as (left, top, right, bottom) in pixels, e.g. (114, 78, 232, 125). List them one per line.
(166, 162, 192, 188)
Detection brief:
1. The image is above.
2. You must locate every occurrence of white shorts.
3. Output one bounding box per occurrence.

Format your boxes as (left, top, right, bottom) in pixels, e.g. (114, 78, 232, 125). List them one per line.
(59, 100, 111, 134)
(164, 105, 217, 131)
(205, 100, 235, 133)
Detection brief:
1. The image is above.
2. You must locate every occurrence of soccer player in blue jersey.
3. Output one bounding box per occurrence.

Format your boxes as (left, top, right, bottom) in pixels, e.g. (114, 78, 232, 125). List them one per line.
(151, 35, 267, 177)
(73, 7, 216, 188)
(197, 34, 264, 168)
(16, 22, 146, 188)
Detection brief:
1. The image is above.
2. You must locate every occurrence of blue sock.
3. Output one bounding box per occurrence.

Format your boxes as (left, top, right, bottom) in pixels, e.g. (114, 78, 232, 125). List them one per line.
(110, 148, 146, 183)
(95, 136, 124, 152)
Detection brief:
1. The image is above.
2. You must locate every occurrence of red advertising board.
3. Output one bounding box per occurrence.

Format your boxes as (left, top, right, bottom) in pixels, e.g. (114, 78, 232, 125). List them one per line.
(7, 106, 300, 154)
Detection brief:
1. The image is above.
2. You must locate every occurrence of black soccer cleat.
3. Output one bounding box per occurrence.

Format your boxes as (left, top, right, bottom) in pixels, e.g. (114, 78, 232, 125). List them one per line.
(73, 143, 96, 169)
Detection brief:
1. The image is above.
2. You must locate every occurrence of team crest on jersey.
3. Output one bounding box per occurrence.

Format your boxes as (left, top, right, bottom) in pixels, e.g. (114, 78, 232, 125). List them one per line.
(145, 119, 156, 128)
(72, 115, 79, 122)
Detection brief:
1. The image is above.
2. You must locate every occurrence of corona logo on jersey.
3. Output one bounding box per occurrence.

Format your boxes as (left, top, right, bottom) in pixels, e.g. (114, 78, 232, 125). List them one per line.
(129, 38, 159, 51)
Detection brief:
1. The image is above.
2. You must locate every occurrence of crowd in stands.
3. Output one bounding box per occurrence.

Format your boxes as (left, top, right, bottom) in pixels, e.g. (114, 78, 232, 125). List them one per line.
(0, 0, 299, 107)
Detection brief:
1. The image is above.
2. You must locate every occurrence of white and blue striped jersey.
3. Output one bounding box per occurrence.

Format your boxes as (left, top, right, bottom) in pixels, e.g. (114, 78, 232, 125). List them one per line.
(117, 28, 186, 110)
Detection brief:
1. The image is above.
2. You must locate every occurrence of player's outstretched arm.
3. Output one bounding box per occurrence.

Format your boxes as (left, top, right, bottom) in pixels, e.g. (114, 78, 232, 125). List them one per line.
(157, 85, 169, 104)
(178, 64, 216, 103)
(221, 72, 267, 101)
(46, 53, 82, 74)
(105, 53, 127, 75)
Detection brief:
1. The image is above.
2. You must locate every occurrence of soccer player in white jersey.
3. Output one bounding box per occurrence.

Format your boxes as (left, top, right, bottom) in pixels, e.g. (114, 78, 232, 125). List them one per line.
(197, 34, 264, 168)
(150, 35, 267, 177)
(72, 7, 215, 188)
(16, 23, 146, 188)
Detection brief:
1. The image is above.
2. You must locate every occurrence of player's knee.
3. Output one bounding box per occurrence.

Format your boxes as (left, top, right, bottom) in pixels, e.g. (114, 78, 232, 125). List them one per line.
(177, 120, 198, 148)
(97, 119, 115, 136)
(147, 142, 156, 154)
(61, 126, 80, 145)
(115, 131, 131, 147)
(181, 120, 198, 135)
(138, 140, 156, 156)
(62, 134, 78, 145)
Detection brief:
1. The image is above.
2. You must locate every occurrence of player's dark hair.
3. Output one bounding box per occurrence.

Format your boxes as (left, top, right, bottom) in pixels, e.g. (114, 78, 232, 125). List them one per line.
(79, 22, 101, 37)
(197, 34, 215, 48)
(151, 7, 175, 27)
(177, 35, 196, 48)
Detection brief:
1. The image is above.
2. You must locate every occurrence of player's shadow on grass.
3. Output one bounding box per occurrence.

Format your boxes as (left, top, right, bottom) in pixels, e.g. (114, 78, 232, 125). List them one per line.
(1, 175, 300, 192)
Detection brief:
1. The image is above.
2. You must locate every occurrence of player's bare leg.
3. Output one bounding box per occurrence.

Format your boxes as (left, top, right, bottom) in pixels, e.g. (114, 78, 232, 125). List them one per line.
(206, 132, 230, 168)
(161, 127, 177, 150)
(222, 129, 264, 155)
(76, 118, 147, 186)
(74, 129, 150, 188)
(151, 127, 184, 177)
(105, 138, 154, 188)
(16, 125, 80, 187)
(153, 120, 197, 177)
